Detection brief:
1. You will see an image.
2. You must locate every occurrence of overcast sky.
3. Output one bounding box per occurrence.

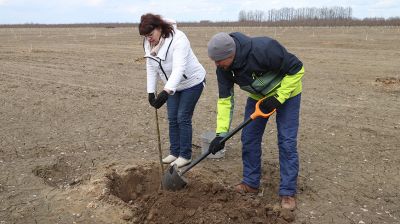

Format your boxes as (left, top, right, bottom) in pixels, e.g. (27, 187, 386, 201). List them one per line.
(0, 0, 399, 24)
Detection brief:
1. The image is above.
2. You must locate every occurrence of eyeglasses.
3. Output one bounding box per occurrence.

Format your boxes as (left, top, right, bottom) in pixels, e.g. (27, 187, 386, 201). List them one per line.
(144, 30, 155, 38)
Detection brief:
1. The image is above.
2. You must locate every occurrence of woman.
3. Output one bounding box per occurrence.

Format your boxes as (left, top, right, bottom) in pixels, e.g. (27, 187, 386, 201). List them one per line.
(139, 13, 206, 168)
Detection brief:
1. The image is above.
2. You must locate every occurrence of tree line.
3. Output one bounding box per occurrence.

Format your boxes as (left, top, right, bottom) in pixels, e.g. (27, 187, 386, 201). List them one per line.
(239, 7, 353, 22)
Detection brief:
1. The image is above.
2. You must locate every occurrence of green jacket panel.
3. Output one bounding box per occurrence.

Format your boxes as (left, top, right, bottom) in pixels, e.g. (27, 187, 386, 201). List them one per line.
(249, 66, 304, 102)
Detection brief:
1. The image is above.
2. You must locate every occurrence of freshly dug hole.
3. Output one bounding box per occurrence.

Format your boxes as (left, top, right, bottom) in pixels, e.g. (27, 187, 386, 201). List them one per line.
(103, 163, 290, 224)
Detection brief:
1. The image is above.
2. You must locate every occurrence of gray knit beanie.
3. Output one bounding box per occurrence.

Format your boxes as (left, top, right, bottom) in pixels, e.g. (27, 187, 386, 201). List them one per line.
(207, 32, 236, 61)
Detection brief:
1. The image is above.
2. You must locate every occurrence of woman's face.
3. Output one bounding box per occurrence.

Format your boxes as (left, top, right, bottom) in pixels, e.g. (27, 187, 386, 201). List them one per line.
(145, 28, 162, 45)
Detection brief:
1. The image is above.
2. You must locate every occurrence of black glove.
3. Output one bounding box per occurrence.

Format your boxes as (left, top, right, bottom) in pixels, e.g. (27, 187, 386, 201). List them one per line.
(209, 136, 225, 154)
(260, 96, 281, 114)
(148, 93, 156, 107)
(152, 90, 169, 109)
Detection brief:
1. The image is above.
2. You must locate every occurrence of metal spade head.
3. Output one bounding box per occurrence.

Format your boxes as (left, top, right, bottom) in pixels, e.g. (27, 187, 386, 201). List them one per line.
(161, 164, 188, 191)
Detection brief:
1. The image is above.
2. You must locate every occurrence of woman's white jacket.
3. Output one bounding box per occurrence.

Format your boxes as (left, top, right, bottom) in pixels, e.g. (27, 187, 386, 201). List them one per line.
(144, 29, 206, 94)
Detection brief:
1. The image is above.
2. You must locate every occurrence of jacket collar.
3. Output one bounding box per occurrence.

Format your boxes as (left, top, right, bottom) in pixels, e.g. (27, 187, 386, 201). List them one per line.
(230, 32, 252, 71)
(144, 33, 174, 61)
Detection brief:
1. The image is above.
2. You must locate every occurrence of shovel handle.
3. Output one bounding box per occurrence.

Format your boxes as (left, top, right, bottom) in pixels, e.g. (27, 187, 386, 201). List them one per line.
(250, 97, 276, 120)
(180, 150, 212, 175)
(220, 97, 276, 144)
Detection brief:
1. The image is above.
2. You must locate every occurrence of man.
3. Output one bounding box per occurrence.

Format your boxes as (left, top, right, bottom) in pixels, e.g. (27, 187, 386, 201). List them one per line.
(207, 32, 304, 210)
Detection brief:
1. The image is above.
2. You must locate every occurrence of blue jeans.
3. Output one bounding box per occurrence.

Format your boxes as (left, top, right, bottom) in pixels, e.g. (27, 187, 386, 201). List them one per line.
(166, 82, 204, 160)
(241, 94, 301, 196)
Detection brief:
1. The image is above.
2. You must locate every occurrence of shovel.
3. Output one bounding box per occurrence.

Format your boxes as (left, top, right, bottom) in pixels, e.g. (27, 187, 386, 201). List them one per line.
(162, 97, 276, 191)
(154, 107, 165, 188)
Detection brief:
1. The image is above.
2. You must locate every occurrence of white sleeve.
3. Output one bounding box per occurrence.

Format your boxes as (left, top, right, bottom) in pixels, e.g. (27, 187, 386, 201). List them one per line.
(164, 35, 189, 93)
(146, 58, 158, 93)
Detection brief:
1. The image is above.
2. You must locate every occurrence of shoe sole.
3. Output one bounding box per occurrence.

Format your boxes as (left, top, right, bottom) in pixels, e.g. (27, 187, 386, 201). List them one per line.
(174, 161, 192, 168)
(234, 183, 259, 194)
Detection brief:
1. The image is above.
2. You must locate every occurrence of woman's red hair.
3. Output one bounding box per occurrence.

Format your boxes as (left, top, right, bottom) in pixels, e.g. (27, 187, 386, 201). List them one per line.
(139, 13, 174, 38)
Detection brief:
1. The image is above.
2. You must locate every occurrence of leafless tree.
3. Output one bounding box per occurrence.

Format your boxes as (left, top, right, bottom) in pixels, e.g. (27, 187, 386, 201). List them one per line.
(239, 6, 353, 22)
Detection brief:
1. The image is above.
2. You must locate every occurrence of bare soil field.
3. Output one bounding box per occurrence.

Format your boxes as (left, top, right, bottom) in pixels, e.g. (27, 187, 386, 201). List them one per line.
(0, 26, 399, 224)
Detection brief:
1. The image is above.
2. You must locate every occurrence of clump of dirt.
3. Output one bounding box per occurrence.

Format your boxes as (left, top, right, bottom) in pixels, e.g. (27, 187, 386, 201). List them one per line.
(375, 77, 400, 85)
(102, 164, 294, 224)
(32, 157, 90, 188)
(134, 57, 146, 64)
(375, 77, 400, 93)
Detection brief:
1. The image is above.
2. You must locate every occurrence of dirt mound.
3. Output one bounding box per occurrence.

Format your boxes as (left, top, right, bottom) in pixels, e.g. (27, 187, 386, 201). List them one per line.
(134, 57, 146, 64)
(101, 164, 295, 224)
(375, 76, 400, 93)
(375, 77, 400, 85)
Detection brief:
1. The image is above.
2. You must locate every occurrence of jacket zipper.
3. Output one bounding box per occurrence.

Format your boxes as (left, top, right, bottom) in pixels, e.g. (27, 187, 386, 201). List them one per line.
(234, 70, 262, 95)
(142, 32, 187, 81)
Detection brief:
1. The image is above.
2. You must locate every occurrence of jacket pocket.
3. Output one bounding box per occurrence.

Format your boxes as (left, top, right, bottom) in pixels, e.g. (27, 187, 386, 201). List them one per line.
(240, 71, 283, 95)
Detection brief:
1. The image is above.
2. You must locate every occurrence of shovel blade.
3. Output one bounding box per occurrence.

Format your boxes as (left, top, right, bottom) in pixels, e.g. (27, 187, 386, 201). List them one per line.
(162, 164, 188, 191)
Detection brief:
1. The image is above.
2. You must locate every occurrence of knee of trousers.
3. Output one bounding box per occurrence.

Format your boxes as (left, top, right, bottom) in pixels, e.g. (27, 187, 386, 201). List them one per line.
(241, 132, 263, 147)
(278, 138, 297, 153)
(177, 113, 192, 124)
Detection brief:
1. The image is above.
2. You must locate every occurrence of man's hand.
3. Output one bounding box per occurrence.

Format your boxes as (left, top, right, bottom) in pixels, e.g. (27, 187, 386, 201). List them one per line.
(209, 136, 225, 154)
(260, 96, 281, 114)
(152, 90, 169, 109)
(148, 93, 156, 107)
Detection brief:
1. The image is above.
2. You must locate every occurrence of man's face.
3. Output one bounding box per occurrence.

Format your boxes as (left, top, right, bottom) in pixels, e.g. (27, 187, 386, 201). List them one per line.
(214, 54, 234, 71)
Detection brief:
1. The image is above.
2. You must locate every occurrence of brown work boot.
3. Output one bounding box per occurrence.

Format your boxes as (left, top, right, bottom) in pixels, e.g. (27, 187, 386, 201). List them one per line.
(281, 196, 296, 210)
(234, 183, 259, 194)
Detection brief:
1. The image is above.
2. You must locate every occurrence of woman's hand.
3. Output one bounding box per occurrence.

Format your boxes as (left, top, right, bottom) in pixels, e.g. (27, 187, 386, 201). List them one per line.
(148, 93, 156, 106)
(152, 90, 169, 109)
